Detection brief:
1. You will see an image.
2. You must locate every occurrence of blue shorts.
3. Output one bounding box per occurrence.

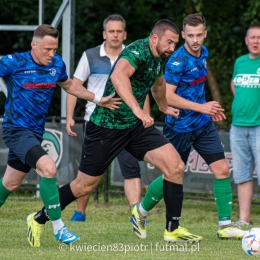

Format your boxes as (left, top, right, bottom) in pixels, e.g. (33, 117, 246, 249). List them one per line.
(230, 125, 260, 185)
(163, 120, 224, 165)
(2, 127, 43, 164)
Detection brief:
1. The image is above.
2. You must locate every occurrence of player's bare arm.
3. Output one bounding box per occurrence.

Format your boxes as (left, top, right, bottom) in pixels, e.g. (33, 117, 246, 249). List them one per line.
(166, 83, 224, 116)
(58, 78, 122, 110)
(66, 78, 83, 137)
(231, 80, 235, 95)
(151, 76, 179, 118)
(111, 58, 154, 128)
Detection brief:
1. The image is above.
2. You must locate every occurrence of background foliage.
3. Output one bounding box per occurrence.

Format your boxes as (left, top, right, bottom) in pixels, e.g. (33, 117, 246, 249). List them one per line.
(1, 0, 260, 125)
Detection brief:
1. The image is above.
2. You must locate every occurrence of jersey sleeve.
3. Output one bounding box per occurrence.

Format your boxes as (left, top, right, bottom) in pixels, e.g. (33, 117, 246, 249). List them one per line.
(73, 52, 90, 82)
(0, 54, 16, 77)
(58, 59, 68, 82)
(120, 45, 144, 70)
(164, 56, 185, 86)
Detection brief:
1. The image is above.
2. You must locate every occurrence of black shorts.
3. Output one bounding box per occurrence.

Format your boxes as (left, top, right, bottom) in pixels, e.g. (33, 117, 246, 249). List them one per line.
(117, 148, 141, 179)
(79, 121, 169, 176)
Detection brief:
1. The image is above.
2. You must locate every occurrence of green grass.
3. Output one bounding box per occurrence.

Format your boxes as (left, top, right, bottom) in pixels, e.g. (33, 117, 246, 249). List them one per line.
(0, 194, 257, 260)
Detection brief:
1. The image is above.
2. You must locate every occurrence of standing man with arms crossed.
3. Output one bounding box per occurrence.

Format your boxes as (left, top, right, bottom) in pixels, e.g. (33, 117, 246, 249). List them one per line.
(66, 14, 150, 222)
(230, 25, 260, 226)
(30, 19, 202, 244)
(0, 24, 119, 247)
(132, 13, 245, 241)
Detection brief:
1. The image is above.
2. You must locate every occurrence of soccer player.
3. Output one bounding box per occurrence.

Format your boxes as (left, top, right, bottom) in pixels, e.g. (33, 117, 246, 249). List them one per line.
(29, 19, 202, 245)
(0, 24, 120, 247)
(66, 14, 150, 222)
(132, 13, 246, 241)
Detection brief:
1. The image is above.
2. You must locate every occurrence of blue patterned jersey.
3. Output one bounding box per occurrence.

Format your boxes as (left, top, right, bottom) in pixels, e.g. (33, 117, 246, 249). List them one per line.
(164, 45, 210, 132)
(0, 51, 68, 134)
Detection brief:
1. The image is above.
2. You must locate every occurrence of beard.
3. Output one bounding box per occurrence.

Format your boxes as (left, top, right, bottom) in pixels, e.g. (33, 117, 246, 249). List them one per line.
(155, 42, 173, 58)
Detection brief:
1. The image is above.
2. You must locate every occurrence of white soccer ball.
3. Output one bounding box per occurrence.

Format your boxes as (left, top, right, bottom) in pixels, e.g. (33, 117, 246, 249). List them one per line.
(242, 227, 260, 256)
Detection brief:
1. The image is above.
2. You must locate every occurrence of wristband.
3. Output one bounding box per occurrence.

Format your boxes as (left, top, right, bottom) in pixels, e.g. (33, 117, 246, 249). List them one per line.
(92, 94, 102, 104)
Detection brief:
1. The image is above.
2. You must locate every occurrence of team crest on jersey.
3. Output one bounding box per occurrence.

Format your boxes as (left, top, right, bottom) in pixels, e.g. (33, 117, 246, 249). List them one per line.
(157, 63, 161, 74)
(203, 59, 207, 68)
(8, 55, 12, 59)
(257, 68, 260, 74)
(49, 68, 56, 76)
(42, 129, 63, 167)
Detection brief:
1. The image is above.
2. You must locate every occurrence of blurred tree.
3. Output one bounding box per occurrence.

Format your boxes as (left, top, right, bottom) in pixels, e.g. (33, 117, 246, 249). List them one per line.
(1, 0, 259, 126)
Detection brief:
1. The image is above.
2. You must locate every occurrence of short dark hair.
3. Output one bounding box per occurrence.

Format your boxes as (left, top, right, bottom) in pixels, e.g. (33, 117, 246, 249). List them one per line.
(33, 24, 59, 39)
(150, 19, 179, 38)
(183, 13, 206, 30)
(103, 14, 126, 30)
(246, 24, 260, 36)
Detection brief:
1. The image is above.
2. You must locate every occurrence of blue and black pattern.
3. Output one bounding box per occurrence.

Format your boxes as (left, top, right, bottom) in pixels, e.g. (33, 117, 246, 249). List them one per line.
(0, 51, 68, 134)
(164, 45, 210, 133)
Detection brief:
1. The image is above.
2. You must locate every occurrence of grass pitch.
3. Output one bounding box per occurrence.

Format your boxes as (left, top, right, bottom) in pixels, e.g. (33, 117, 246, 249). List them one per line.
(0, 193, 257, 260)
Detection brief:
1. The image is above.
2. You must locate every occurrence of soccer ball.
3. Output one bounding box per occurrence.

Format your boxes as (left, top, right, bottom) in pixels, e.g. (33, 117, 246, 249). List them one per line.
(242, 227, 260, 256)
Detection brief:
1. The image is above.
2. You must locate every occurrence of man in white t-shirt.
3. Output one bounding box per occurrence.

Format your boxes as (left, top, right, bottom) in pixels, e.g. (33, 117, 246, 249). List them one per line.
(66, 14, 150, 222)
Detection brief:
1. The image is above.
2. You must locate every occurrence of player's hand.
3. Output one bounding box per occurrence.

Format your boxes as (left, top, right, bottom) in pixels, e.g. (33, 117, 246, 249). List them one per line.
(211, 111, 226, 122)
(66, 118, 77, 136)
(201, 101, 224, 116)
(98, 92, 122, 110)
(160, 106, 180, 119)
(133, 108, 154, 128)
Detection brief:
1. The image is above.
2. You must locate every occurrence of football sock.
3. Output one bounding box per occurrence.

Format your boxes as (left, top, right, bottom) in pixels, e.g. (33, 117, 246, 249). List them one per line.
(0, 178, 12, 207)
(52, 219, 65, 234)
(35, 182, 76, 224)
(40, 177, 61, 221)
(163, 179, 183, 232)
(138, 203, 149, 217)
(141, 175, 163, 211)
(213, 177, 232, 225)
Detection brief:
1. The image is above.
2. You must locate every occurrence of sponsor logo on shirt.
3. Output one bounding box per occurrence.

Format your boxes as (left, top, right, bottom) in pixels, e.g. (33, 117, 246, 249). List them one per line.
(233, 74, 260, 88)
(172, 61, 179, 66)
(23, 83, 56, 89)
(8, 55, 12, 59)
(131, 51, 139, 55)
(24, 70, 36, 74)
(190, 76, 207, 85)
(257, 68, 260, 74)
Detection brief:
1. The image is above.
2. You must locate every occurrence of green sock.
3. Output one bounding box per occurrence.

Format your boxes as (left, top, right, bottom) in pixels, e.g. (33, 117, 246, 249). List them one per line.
(213, 177, 232, 220)
(40, 177, 61, 221)
(141, 175, 163, 211)
(0, 178, 12, 207)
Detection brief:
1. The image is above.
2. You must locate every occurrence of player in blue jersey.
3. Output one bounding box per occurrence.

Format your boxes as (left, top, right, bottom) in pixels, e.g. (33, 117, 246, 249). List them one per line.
(132, 13, 246, 241)
(0, 24, 120, 247)
(28, 19, 203, 244)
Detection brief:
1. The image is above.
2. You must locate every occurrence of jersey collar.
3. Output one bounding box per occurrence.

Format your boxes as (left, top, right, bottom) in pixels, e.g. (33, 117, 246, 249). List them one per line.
(100, 41, 125, 57)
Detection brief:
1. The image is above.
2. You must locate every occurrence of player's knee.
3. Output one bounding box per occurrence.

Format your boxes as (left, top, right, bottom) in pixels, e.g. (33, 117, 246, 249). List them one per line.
(175, 159, 185, 176)
(42, 164, 57, 178)
(215, 163, 230, 178)
(7, 182, 20, 192)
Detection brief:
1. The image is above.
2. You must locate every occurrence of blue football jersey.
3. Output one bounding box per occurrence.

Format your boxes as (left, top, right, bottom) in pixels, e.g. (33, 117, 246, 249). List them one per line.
(164, 45, 210, 132)
(0, 51, 68, 134)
